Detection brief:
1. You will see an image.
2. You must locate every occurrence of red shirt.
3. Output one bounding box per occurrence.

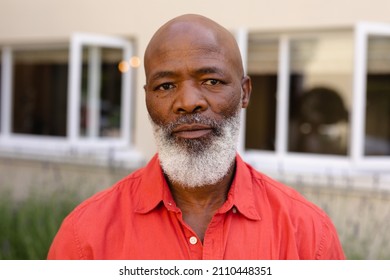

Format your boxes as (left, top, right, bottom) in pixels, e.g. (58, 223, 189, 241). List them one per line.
(47, 154, 345, 260)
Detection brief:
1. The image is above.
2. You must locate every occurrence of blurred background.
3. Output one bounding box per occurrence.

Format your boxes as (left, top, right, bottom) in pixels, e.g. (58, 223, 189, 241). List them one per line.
(0, 0, 389, 259)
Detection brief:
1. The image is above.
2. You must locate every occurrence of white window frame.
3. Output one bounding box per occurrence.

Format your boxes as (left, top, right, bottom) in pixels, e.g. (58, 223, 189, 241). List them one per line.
(235, 28, 248, 155)
(68, 33, 133, 149)
(239, 23, 390, 181)
(352, 22, 390, 171)
(0, 34, 141, 166)
(0, 47, 12, 140)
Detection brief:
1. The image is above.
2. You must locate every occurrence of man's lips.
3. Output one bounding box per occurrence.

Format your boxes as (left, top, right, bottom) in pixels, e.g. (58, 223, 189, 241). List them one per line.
(172, 124, 213, 139)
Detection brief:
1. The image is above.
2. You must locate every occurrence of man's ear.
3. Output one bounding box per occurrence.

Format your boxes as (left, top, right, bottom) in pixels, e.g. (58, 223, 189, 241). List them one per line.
(241, 75, 252, 109)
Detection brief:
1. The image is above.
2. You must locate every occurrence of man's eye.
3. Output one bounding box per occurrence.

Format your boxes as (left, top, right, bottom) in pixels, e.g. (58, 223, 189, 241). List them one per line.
(156, 83, 174, 91)
(203, 79, 221, 86)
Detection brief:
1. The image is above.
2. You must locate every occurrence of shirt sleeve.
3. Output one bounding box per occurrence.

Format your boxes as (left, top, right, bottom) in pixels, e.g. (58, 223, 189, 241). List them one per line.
(315, 215, 346, 260)
(47, 214, 85, 260)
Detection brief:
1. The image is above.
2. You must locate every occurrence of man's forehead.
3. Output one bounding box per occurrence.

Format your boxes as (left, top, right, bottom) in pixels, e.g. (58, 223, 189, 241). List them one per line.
(144, 14, 244, 78)
(151, 43, 223, 60)
(147, 56, 231, 84)
(145, 37, 230, 79)
(149, 65, 227, 81)
(147, 23, 222, 55)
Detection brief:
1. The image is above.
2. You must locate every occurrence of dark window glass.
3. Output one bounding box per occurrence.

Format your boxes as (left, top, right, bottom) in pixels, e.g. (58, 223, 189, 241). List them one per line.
(365, 37, 390, 156)
(245, 74, 277, 150)
(245, 39, 278, 151)
(80, 47, 123, 138)
(12, 49, 68, 136)
(287, 36, 352, 155)
(0, 52, 2, 132)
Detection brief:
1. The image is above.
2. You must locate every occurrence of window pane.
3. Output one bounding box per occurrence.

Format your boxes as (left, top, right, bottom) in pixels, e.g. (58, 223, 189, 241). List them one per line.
(12, 49, 68, 136)
(0, 51, 2, 133)
(365, 37, 390, 156)
(80, 47, 123, 138)
(245, 38, 278, 151)
(288, 34, 352, 155)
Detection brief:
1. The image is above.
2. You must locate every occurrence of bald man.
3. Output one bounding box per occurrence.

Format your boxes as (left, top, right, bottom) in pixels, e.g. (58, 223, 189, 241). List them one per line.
(48, 14, 345, 260)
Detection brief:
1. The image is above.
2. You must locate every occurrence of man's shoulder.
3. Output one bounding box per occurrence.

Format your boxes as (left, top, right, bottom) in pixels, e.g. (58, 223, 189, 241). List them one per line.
(65, 154, 164, 223)
(65, 164, 150, 220)
(243, 161, 327, 218)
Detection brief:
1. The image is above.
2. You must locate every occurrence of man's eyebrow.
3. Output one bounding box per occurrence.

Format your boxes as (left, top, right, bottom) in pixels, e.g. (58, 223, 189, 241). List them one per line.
(149, 67, 225, 81)
(195, 67, 225, 76)
(150, 71, 176, 81)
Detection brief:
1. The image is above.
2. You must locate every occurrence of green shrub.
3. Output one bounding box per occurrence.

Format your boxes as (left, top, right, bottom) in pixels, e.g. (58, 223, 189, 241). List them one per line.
(0, 189, 84, 260)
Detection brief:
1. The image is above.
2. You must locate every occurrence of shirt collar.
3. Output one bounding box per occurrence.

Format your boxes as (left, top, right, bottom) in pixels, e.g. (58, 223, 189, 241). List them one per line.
(134, 154, 176, 213)
(135, 153, 261, 221)
(217, 154, 261, 221)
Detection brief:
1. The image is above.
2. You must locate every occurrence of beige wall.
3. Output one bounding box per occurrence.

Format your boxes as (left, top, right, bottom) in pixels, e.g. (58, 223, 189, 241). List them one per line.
(2, 1, 390, 259)
(2, 0, 390, 40)
(1, 0, 390, 160)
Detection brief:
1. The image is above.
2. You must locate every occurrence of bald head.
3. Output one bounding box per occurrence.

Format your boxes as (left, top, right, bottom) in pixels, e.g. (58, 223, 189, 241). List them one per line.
(144, 14, 244, 79)
(143, 13, 252, 126)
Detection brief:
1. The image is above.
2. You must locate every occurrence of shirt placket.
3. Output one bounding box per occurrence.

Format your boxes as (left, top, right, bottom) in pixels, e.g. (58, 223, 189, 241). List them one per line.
(202, 213, 225, 259)
(166, 201, 204, 259)
(183, 227, 203, 259)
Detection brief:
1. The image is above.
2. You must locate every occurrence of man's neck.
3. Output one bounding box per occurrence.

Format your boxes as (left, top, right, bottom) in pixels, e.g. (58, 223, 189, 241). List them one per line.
(166, 161, 236, 241)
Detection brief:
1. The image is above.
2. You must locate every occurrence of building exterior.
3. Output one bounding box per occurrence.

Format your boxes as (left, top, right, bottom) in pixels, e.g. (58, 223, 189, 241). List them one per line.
(1, 0, 390, 259)
(0, 0, 390, 189)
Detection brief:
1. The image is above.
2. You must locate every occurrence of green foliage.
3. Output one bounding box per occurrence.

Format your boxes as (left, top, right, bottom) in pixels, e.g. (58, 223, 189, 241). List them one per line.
(0, 189, 83, 260)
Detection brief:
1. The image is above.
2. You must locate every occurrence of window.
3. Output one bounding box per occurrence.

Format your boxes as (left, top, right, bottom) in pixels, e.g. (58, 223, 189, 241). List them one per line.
(351, 23, 390, 170)
(245, 31, 353, 157)
(288, 35, 353, 155)
(79, 47, 124, 139)
(12, 48, 68, 136)
(365, 36, 390, 156)
(0, 33, 137, 164)
(0, 47, 11, 138)
(0, 50, 2, 133)
(243, 25, 390, 176)
(245, 39, 278, 151)
(68, 33, 134, 147)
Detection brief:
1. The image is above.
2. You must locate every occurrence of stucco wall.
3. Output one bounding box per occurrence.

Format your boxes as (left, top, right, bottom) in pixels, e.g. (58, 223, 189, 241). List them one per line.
(1, 2, 390, 259)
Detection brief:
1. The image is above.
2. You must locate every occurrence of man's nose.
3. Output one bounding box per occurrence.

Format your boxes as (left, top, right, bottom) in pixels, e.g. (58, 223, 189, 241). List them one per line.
(172, 83, 208, 114)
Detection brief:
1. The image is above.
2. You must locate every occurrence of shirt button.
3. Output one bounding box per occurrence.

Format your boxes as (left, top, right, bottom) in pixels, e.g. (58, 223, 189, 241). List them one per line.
(232, 207, 237, 214)
(189, 236, 198, 245)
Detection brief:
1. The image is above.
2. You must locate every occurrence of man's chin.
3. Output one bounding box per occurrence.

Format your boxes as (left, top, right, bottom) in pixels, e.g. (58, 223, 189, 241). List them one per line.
(171, 135, 213, 153)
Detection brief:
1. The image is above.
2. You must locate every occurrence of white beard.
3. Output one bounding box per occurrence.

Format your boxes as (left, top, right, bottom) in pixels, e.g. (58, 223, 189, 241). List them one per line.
(149, 108, 241, 188)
